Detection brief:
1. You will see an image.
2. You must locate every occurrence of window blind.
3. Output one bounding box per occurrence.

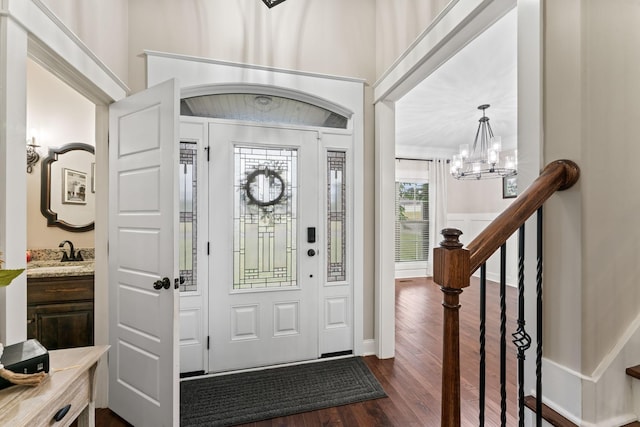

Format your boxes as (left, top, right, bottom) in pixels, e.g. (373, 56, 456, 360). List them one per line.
(395, 181, 430, 263)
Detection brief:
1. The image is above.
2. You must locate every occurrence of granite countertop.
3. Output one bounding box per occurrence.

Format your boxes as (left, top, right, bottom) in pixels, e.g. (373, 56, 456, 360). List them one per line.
(26, 247, 95, 278)
(26, 260, 95, 279)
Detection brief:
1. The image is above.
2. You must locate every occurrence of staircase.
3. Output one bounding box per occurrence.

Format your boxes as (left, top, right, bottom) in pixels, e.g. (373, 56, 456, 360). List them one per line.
(435, 160, 640, 426)
(523, 396, 577, 427)
(436, 160, 581, 426)
(520, 365, 640, 426)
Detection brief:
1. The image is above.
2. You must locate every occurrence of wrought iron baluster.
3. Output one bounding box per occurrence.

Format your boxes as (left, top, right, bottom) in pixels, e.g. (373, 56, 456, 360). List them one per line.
(479, 263, 487, 426)
(536, 207, 544, 426)
(500, 243, 507, 426)
(512, 224, 531, 426)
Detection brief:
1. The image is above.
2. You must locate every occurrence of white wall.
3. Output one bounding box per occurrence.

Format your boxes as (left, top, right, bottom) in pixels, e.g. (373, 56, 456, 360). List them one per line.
(447, 170, 514, 214)
(26, 59, 95, 250)
(544, 0, 640, 374)
(375, 0, 451, 76)
(543, 0, 640, 423)
(40, 0, 129, 86)
(127, 0, 376, 93)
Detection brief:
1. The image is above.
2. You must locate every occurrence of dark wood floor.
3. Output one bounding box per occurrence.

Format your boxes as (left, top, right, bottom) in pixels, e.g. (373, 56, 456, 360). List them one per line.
(96, 276, 518, 426)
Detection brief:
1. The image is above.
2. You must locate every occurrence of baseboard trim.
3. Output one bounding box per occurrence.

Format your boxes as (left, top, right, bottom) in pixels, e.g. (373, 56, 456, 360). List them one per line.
(361, 339, 376, 356)
(541, 357, 639, 426)
(524, 395, 578, 427)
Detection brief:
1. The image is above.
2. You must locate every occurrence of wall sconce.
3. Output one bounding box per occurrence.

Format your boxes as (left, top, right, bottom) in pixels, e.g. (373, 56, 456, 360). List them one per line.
(26, 135, 40, 174)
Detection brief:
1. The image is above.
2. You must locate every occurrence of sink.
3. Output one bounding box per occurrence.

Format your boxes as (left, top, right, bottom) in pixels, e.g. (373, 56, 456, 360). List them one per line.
(28, 265, 86, 273)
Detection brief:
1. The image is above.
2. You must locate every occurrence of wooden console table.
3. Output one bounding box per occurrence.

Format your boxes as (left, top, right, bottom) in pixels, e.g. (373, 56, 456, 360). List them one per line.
(0, 345, 108, 427)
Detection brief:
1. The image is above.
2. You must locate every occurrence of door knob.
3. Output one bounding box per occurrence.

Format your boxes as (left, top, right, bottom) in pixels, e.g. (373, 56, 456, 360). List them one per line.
(153, 277, 171, 290)
(307, 249, 316, 257)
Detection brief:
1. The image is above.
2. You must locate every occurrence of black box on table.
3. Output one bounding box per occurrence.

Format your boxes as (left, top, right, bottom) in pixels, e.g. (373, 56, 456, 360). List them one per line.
(0, 339, 50, 390)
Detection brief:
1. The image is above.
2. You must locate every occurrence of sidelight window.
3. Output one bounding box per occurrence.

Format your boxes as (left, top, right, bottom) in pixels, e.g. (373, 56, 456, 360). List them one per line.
(327, 151, 346, 282)
(179, 142, 198, 292)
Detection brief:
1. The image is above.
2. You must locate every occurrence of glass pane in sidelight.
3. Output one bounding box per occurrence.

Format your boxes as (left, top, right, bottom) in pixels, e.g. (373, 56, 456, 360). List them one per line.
(179, 143, 198, 292)
(327, 151, 346, 282)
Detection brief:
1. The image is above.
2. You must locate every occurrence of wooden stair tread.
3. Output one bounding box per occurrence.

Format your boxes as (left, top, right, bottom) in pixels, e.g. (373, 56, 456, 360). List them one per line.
(626, 365, 640, 380)
(623, 367, 640, 426)
(524, 396, 578, 427)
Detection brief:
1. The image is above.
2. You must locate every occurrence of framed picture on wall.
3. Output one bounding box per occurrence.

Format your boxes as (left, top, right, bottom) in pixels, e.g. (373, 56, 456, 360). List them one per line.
(502, 175, 518, 199)
(62, 168, 88, 204)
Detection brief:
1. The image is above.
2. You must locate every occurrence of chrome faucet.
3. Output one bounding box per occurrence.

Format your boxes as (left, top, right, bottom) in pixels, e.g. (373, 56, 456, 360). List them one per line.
(59, 240, 83, 262)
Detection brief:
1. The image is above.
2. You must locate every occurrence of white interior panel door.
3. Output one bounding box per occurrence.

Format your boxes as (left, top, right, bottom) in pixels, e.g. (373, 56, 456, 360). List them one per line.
(108, 79, 179, 427)
(209, 122, 320, 372)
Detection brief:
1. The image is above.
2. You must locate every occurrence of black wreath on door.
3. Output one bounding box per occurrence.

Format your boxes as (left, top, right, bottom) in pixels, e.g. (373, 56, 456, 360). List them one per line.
(244, 167, 286, 207)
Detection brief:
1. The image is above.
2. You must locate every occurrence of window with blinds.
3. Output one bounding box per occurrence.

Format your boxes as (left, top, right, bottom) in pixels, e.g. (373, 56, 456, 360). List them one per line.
(395, 182, 429, 262)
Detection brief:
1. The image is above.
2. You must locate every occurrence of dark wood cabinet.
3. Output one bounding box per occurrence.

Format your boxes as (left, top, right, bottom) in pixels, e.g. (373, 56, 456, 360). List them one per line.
(27, 275, 94, 350)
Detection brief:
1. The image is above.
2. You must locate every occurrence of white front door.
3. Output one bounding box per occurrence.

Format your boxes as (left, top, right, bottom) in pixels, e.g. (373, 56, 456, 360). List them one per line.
(209, 122, 321, 372)
(108, 79, 179, 426)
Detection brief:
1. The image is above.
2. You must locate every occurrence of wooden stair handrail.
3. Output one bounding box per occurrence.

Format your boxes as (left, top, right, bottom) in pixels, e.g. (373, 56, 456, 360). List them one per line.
(435, 159, 580, 427)
(467, 159, 580, 273)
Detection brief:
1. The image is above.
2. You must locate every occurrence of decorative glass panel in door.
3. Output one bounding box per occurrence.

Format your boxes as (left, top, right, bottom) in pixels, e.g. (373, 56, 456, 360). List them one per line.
(233, 146, 297, 290)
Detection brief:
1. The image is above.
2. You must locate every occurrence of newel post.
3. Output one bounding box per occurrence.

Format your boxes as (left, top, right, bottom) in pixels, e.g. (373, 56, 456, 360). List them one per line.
(433, 228, 470, 427)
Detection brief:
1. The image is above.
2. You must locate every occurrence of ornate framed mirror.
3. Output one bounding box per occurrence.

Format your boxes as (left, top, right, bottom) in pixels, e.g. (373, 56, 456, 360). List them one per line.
(40, 143, 95, 232)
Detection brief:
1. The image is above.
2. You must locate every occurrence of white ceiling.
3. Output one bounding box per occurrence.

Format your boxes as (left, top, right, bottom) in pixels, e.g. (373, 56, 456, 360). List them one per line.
(395, 8, 517, 160)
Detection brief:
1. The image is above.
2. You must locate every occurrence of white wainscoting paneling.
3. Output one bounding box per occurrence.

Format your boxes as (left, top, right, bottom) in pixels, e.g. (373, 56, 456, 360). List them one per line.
(447, 213, 518, 287)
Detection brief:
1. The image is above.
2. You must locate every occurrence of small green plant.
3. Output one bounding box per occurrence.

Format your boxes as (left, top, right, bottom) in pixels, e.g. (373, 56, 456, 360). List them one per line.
(0, 254, 24, 287)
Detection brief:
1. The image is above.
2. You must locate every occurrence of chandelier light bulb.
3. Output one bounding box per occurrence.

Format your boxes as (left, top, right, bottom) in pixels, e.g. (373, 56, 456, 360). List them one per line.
(505, 156, 515, 169)
(491, 136, 502, 152)
(488, 149, 498, 164)
(459, 144, 469, 159)
(450, 154, 461, 174)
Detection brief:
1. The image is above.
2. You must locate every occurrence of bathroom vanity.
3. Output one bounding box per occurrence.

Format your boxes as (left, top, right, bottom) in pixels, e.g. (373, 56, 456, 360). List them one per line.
(26, 261, 95, 350)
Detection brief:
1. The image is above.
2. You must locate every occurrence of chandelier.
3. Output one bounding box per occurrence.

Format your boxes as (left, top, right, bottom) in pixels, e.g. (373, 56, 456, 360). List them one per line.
(262, 0, 287, 8)
(450, 104, 517, 180)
